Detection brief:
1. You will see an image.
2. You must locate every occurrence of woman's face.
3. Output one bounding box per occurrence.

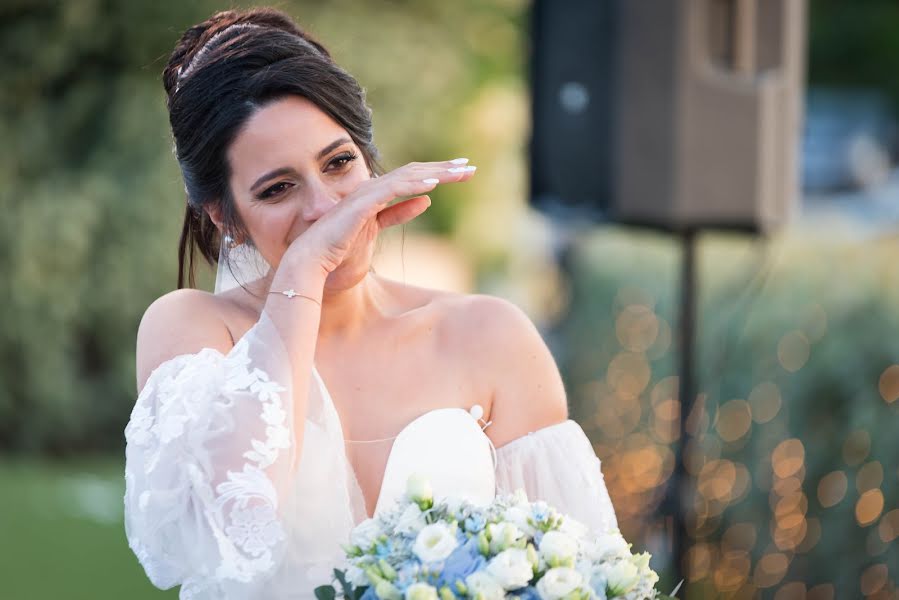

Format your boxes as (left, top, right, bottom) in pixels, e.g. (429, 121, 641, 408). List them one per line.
(221, 95, 374, 287)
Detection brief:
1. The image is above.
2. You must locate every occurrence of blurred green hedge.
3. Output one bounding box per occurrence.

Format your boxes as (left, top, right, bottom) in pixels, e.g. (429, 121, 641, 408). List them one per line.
(559, 228, 899, 596)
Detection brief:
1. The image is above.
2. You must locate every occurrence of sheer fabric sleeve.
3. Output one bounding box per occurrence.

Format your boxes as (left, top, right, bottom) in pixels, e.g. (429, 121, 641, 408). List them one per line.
(494, 419, 619, 535)
(123, 310, 301, 599)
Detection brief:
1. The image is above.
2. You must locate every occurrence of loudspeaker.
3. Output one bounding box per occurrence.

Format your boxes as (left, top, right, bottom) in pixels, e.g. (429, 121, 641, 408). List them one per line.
(529, 0, 807, 232)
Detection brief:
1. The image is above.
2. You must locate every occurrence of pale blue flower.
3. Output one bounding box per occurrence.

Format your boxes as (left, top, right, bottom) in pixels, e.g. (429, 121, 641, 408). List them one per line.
(532, 504, 550, 523)
(360, 585, 378, 600)
(588, 572, 608, 600)
(509, 587, 541, 600)
(375, 538, 395, 558)
(395, 562, 423, 593)
(464, 513, 487, 533)
(437, 536, 486, 589)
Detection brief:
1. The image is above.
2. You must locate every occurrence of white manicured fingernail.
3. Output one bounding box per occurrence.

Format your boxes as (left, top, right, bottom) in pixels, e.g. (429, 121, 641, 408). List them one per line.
(423, 178, 440, 184)
(448, 165, 477, 173)
(450, 158, 469, 164)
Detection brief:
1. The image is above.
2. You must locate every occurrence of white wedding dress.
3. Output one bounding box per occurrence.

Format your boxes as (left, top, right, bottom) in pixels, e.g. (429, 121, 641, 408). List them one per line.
(124, 311, 618, 599)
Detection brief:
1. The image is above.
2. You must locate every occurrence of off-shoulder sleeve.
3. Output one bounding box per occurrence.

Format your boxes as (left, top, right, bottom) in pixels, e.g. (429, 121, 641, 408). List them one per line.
(494, 419, 619, 534)
(123, 310, 299, 598)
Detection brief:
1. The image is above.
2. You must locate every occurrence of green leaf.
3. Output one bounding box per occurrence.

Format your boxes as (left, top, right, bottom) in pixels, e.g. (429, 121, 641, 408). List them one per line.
(334, 568, 353, 599)
(314, 585, 337, 600)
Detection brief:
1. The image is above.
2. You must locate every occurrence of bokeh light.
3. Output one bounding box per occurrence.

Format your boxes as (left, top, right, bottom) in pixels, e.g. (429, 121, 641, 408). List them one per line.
(774, 582, 807, 600)
(606, 351, 652, 398)
(715, 399, 752, 443)
(712, 550, 751, 593)
(817, 470, 848, 508)
(754, 553, 790, 589)
(878, 509, 899, 543)
(772, 439, 805, 479)
(777, 331, 810, 372)
(877, 364, 899, 404)
(856, 461, 884, 494)
(860, 564, 889, 596)
(855, 489, 885, 526)
(748, 381, 782, 424)
(615, 304, 659, 352)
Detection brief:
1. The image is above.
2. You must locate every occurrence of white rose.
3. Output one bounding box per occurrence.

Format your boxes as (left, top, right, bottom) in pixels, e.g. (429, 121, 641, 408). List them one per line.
(538, 531, 579, 565)
(464, 571, 505, 600)
(406, 473, 433, 503)
(485, 548, 533, 590)
(486, 521, 525, 553)
(585, 530, 630, 562)
(557, 516, 587, 542)
(376, 580, 403, 600)
(535, 567, 584, 600)
(442, 495, 463, 515)
(395, 503, 427, 535)
(350, 518, 382, 551)
(510, 488, 529, 506)
(502, 505, 537, 538)
(412, 523, 458, 563)
(345, 565, 368, 587)
(404, 582, 439, 600)
(600, 561, 638, 596)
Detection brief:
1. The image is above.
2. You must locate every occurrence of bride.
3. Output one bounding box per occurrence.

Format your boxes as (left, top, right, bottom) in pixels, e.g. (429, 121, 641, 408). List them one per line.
(124, 7, 618, 599)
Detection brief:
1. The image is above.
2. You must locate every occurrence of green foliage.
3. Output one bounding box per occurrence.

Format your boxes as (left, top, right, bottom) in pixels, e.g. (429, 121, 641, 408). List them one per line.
(808, 0, 899, 109)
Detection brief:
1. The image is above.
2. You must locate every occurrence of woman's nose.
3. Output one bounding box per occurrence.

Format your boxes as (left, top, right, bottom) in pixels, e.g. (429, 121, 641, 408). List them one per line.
(301, 183, 340, 221)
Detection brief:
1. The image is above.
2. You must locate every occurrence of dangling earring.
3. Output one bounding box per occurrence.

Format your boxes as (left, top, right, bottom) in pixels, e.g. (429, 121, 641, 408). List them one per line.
(223, 232, 238, 249)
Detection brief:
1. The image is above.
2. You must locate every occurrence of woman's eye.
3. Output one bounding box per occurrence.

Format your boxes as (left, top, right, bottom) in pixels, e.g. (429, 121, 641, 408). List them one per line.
(328, 152, 358, 171)
(259, 182, 292, 199)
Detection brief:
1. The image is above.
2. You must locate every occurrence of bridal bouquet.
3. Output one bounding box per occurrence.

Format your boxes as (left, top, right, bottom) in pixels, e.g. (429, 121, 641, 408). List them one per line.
(314, 474, 680, 600)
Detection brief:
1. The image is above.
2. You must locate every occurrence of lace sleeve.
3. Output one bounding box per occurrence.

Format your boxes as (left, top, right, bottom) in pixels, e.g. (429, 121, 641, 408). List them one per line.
(494, 419, 619, 535)
(123, 310, 299, 598)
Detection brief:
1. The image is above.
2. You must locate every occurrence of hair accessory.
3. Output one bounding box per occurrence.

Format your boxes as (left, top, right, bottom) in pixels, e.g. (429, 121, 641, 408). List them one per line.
(175, 23, 265, 92)
(267, 289, 322, 306)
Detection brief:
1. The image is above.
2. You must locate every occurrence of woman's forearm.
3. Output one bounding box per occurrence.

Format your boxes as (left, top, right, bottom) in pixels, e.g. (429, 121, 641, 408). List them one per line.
(261, 256, 329, 446)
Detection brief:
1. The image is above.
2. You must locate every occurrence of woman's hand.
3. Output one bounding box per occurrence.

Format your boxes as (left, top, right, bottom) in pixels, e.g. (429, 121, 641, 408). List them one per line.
(283, 159, 476, 275)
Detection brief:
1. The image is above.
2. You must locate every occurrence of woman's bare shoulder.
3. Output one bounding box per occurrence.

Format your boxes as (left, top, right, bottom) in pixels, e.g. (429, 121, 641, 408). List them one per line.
(135, 288, 234, 392)
(436, 292, 570, 447)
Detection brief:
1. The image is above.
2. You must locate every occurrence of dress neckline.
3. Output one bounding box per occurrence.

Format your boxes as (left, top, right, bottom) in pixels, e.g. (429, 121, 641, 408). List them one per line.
(310, 365, 496, 520)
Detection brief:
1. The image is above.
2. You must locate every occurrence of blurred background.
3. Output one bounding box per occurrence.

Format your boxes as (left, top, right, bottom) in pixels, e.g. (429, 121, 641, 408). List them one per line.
(1, 0, 897, 598)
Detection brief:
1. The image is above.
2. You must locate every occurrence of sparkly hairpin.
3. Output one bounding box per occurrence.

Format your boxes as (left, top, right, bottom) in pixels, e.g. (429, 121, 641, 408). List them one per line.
(174, 23, 265, 92)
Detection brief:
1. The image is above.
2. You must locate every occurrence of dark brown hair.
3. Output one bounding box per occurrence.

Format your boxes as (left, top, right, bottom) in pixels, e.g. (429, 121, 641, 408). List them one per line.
(163, 7, 383, 288)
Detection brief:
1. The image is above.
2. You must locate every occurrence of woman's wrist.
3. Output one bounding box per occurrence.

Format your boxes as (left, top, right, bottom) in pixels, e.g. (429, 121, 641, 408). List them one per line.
(271, 253, 328, 296)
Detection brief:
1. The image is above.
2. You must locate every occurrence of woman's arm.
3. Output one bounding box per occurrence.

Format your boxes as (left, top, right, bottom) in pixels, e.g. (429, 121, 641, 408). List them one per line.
(465, 294, 619, 534)
(462, 294, 569, 448)
(127, 257, 328, 595)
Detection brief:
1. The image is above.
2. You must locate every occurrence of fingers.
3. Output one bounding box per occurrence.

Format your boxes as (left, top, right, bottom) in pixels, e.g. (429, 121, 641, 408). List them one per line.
(389, 159, 479, 194)
(376, 195, 431, 229)
(353, 158, 478, 215)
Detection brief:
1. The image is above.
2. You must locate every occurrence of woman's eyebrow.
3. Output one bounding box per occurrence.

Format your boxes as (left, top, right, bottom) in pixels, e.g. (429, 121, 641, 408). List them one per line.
(316, 136, 352, 160)
(249, 137, 353, 192)
(250, 167, 297, 192)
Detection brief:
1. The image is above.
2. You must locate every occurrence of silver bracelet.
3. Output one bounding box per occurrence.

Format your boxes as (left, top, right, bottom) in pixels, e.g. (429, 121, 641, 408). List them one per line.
(268, 289, 322, 306)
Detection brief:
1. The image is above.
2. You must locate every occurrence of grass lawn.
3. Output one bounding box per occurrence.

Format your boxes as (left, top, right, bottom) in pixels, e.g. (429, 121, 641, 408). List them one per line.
(0, 457, 177, 599)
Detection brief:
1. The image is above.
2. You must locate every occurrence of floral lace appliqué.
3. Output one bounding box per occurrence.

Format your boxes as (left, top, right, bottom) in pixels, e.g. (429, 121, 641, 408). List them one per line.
(124, 332, 292, 587)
